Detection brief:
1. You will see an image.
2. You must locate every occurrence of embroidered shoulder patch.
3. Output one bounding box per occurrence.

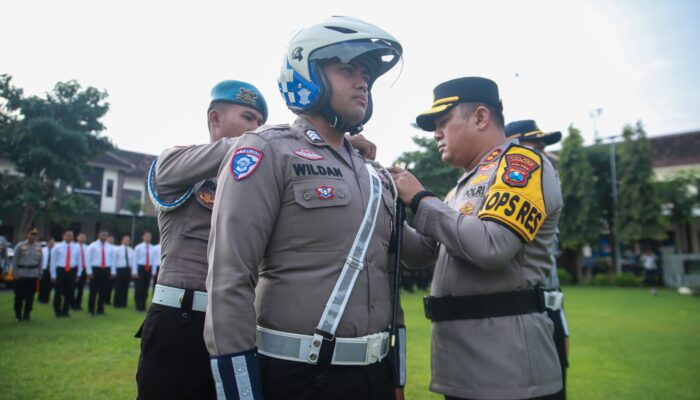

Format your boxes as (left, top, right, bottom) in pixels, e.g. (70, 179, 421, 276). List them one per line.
(502, 153, 539, 187)
(293, 148, 325, 160)
(477, 145, 546, 242)
(230, 147, 263, 181)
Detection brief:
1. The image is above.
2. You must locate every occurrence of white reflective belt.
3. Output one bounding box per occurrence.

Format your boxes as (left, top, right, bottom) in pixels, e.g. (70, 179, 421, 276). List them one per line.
(309, 163, 382, 364)
(256, 326, 389, 366)
(152, 284, 208, 312)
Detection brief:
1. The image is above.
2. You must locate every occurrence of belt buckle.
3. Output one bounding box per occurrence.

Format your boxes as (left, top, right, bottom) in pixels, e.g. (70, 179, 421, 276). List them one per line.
(346, 255, 363, 270)
(423, 296, 433, 320)
(365, 334, 382, 364)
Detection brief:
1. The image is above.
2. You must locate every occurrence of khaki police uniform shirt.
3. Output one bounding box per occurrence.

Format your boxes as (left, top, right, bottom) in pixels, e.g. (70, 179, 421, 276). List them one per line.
(205, 116, 399, 356)
(13, 240, 43, 278)
(153, 138, 237, 292)
(408, 141, 563, 399)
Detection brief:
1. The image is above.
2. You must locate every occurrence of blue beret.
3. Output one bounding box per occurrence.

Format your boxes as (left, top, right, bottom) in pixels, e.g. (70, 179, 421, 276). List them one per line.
(505, 119, 561, 146)
(210, 80, 268, 123)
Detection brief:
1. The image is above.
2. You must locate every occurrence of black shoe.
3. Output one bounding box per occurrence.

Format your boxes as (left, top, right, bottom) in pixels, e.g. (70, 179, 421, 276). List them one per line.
(88, 312, 96, 317)
(62, 311, 70, 317)
(97, 310, 105, 315)
(55, 313, 62, 318)
(23, 316, 31, 321)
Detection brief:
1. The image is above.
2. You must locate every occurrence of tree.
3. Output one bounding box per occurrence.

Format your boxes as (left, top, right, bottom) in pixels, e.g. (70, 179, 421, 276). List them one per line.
(558, 125, 600, 282)
(125, 198, 144, 242)
(655, 171, 700, 252)
(0, 74, 112, 234)
(395, 129, 462, 199)
(616, 122, 665, 243)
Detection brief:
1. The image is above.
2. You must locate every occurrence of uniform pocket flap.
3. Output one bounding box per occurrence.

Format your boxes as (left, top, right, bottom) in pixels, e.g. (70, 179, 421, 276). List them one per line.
(293, 180, 352, 209)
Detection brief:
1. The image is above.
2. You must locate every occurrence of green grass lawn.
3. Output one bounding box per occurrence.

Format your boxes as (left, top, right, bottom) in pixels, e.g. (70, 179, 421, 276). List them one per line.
(0, 287, 699, 399)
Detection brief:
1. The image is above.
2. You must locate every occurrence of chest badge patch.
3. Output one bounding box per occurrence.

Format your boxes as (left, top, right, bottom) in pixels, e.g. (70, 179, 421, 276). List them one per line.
(316, 186, 335, 200)
(293, 148, 325, 160)
(470, 174, 488, 185)
(305, 130, 324, 143)
(502, 153, 539, 187)
(480, 161, 497, 171)
(197, 191, 215, 206)
(459, 202, 475, 216)
(230, 147, 263, 181)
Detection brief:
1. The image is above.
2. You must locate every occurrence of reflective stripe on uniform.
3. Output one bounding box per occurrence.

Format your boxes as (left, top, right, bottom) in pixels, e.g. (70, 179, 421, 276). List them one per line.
(309, 163, 382, 363)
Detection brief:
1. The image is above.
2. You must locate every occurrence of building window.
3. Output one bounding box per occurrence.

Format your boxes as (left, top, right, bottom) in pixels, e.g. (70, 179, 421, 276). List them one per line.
(121, 189, 143, 212)
(106, 179, 114, 198)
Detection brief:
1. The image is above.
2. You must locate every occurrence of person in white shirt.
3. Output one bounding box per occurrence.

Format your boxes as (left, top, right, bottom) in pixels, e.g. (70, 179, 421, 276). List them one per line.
(86, 231, 115, 315)
(133, 231, 157, 311)
(105, 234, 116, 305)
(72, 232, 89, 311)
(113, 234, 135, 308)
(39, 237, 55, 304)
(641, 247, 659, 295)
(50, 230, 80, 318)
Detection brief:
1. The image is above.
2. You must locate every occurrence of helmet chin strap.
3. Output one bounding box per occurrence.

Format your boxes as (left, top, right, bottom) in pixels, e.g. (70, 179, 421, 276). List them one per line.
(320, 103, 364, 135)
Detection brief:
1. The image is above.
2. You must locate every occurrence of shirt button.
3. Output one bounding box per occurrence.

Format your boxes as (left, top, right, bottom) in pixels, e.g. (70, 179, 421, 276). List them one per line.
(303, 193, 312, 201)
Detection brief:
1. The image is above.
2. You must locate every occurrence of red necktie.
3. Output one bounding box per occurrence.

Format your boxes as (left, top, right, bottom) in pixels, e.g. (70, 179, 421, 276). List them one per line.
(145, 244, 150, 273)
(65, 244, 71, 272)
(81, 245, 86, 271)
(101, 243, 106, 269)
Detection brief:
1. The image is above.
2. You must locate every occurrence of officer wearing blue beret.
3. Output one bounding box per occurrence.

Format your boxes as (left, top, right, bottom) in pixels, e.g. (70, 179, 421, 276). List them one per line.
(506, 119, 570, 398)
(135, 80, 268, 399)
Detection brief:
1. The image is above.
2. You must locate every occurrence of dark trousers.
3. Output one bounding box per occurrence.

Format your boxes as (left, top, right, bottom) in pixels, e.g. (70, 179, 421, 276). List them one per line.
(547, 308, 569, 398)
(14, 276, 38, 319)
(38, 269, 52, 303)
(106, 273, 114, 304)
(136, 301, 215, 400)
(134, 265, 152, 311)
(54, 268, 77, 316)
(72, 270, 87, 309)
(114, 267, 131, 307)
(88, 268, 111, 314)
(258, 353, 395, 400)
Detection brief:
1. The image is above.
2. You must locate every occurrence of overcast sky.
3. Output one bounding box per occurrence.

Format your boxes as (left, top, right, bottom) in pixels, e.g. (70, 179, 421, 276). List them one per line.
(4, 0, 700, 165)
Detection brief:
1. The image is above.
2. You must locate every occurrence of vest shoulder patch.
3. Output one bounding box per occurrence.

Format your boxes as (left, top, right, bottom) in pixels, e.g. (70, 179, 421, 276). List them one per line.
(477, 145, 546, 242)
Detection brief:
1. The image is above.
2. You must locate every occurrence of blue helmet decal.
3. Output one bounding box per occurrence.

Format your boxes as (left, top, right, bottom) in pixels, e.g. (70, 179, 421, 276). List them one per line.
(278, 60, 322, 113)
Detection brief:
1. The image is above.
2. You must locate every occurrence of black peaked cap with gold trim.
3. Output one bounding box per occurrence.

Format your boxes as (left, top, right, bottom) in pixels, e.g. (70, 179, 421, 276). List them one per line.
(505, 119, 562, 146)
(416, 77, 503, 131)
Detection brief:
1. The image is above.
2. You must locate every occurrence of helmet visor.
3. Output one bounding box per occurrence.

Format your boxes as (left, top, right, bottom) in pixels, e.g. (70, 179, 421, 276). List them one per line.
(310, 39, 402, 81)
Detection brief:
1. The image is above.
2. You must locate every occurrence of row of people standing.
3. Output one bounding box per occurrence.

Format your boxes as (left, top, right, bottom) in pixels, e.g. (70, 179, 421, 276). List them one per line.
(137, 15, 569, 400)
(13, 228, 161, 322)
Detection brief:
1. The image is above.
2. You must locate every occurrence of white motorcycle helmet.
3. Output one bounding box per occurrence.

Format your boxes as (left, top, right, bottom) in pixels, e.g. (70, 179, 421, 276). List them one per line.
(278, 16, 403, 134)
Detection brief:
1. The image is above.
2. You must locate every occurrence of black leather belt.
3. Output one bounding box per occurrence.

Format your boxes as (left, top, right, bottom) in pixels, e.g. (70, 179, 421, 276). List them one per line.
(424, 288, 546, 321)
(17, 265, 40, 269)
